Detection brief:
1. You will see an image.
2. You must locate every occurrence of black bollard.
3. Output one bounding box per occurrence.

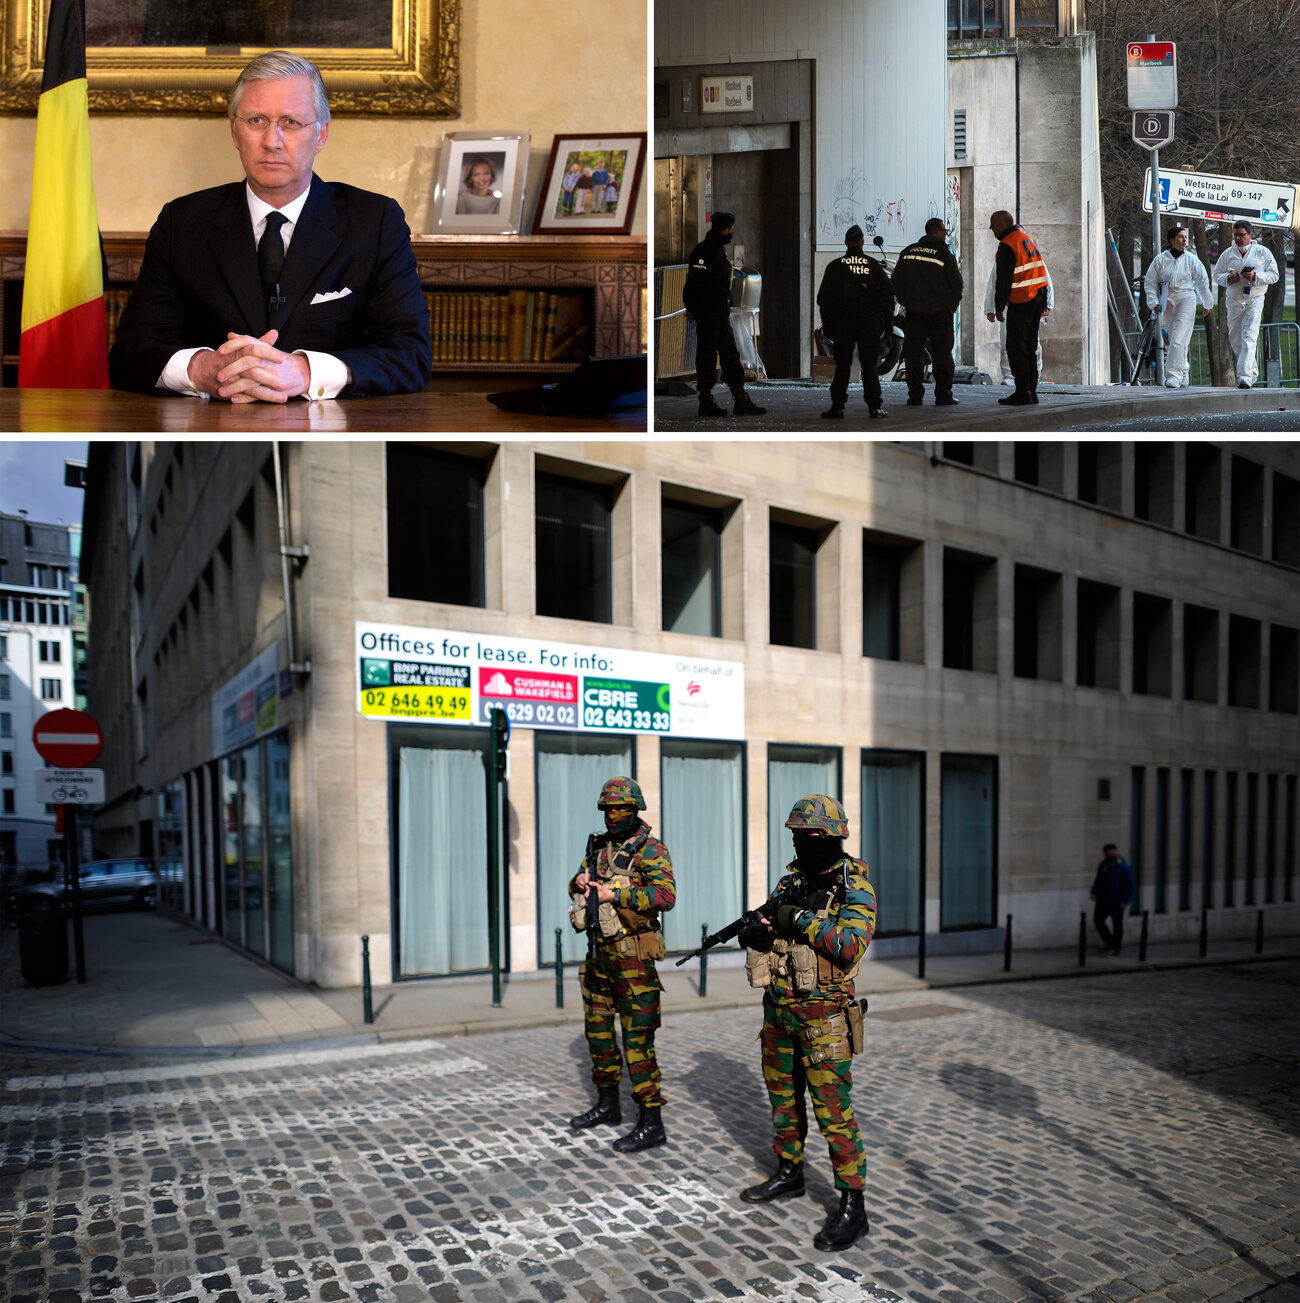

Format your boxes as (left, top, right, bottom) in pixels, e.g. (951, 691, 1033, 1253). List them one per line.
(1078, 912, 1087, 967)
(917, 926, 926, 981)
(1139, 910, 1149, 962)
(699, 923, 708, 998)
(361, 934, 374, 1025)
(1198, 909, 1208, 958)
(1004, 913, 1013, 972)
(555, 928, 564, 1009)
(1256, 908, 1264, 955)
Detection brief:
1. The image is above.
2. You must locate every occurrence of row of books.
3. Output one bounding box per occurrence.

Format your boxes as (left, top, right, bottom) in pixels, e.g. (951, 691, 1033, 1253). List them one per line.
(424, 290, 590, 365)
(92, 286, 591, 366)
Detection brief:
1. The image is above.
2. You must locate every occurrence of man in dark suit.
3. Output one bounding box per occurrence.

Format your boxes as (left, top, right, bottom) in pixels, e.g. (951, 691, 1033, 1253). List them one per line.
(109, 50, 431, 402)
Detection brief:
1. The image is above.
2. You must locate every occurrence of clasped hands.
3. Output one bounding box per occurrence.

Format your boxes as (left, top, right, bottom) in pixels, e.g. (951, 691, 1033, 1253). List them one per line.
(187, 328, 310, 403)
(573, 872, 616, 904)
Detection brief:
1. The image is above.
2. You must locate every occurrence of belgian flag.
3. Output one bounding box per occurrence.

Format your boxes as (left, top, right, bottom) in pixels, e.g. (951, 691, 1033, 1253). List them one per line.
(18, 0, 109, 388)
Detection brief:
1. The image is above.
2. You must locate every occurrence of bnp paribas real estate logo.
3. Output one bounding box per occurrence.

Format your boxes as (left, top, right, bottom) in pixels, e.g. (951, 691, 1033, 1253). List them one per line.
(362, 659, 392, 687)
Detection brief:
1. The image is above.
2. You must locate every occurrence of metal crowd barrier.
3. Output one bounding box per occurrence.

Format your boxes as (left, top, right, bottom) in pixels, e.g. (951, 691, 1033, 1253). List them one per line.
(1185, 320, 1299, 388)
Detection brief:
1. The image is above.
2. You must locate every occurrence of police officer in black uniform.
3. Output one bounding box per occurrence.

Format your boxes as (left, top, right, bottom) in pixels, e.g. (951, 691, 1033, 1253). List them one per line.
(682, 211, 766, 418)
(816, 225, 894, 421)
(890, 217, 964, 407)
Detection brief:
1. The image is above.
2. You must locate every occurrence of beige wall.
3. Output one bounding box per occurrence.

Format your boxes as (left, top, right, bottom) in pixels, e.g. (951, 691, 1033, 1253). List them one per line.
(0, 0, 647, 236)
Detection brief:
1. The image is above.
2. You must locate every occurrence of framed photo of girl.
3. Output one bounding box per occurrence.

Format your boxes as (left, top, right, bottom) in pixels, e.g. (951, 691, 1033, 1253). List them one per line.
(532, 132, 646, 236)
(432, 130, 531, 235)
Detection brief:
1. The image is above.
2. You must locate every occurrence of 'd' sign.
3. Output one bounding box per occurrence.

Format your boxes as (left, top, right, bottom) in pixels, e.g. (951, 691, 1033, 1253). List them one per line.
(32, 708, 104, 767)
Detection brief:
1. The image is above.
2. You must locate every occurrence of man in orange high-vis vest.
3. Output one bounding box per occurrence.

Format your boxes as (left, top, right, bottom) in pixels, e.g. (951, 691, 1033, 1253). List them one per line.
(990, 209, 1049, 406)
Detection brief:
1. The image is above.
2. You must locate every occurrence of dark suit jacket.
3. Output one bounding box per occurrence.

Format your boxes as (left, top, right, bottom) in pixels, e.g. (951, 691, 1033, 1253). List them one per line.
(108, 176, 431, 397)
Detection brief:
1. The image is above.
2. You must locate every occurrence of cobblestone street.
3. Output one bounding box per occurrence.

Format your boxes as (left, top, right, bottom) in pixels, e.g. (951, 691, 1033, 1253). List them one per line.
(2, 961, 1296, 1303)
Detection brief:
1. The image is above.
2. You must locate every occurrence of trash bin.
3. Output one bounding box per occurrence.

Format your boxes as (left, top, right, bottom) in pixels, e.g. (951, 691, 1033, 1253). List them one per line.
(18, 898, 68, 985)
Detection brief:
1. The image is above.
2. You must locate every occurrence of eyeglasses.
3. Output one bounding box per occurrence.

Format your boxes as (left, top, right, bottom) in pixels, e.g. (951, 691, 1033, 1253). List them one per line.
(233, 114, 318, 136)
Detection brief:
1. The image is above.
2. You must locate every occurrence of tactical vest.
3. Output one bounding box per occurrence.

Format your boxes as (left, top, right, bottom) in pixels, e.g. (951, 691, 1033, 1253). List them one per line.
(569, 824, 666, 959)
(745, 864, 866, 995)
(1001, 229, 1049, 303)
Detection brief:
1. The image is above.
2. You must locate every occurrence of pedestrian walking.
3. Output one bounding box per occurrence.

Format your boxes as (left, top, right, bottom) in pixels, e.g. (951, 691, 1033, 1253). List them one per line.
(985, 260, 1053, 385)
(1144, 224, 1214, 389)
(1212, 220, 1280, 388)
(1089, 843, 1135, 956)
(990, 209, 1050, 406)
(682, 211, 766, 417)
(738, 795, 877, 1252)
(891, 217, 963, 407)
(816, 224, 894, 420)
(568, 776, 675, 1152)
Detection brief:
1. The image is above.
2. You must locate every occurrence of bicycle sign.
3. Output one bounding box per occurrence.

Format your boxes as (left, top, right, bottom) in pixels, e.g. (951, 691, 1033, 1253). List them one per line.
(35, 768, 105, 804)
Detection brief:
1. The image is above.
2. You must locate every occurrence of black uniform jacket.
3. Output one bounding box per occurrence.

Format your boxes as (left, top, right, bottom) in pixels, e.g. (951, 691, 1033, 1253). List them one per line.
(817, 251, 894, 334)
(891, 236, 964, 315)
(108, 176, 432, 397)
(681, 230, 734, 318)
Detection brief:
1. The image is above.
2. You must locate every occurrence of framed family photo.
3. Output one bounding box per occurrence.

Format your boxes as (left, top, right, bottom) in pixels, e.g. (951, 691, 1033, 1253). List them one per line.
(432, 130, 531, 235)
(532, 132, 645, 235)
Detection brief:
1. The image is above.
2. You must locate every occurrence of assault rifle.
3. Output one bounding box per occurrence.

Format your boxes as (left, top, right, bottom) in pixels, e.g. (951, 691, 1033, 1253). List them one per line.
(584, 832, 600, 960)
(674, 876, 807, 966)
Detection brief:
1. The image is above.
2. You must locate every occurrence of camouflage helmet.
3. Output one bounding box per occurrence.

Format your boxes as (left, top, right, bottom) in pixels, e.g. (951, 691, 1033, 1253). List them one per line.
(785, 794, 848, 837)
(598, 776, 646, 810)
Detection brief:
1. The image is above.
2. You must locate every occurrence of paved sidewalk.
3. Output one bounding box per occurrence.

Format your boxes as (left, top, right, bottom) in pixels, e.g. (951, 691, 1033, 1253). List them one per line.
(3, 910, 1295, 1055)
(653, 379, 1300, 431)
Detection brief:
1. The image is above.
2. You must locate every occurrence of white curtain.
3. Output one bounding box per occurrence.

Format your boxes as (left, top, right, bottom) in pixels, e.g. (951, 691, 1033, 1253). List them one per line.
(941, 756, 996, 928)
(398, 743, 488, 976)
(861, 752, 922, 934)
(767, 748, 839, 887)
(537, 739, 631, 964)
(660, 742, 743, 952)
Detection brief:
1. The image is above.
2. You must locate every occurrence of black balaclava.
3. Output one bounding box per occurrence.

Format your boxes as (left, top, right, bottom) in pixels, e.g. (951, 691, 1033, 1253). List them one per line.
(604, 805, 639, 840)
(792, 831, 843, 875)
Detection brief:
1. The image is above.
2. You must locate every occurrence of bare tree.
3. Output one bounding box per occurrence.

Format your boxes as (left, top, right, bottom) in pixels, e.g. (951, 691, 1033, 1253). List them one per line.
(1087, 0, 1300, 383)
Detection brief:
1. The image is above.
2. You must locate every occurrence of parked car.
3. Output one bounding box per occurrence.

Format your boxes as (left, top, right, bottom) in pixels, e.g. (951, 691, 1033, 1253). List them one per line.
(5, 859, 157, 917)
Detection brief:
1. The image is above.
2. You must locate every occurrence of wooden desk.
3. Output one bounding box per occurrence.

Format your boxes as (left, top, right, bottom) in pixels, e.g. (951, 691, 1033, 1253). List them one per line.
(0, 387, 647, 433)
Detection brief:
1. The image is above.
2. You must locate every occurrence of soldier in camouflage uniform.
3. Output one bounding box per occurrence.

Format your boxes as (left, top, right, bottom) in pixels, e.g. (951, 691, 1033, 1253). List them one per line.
(568, 776, 676, 1152)
(738, 794, 876, 1251)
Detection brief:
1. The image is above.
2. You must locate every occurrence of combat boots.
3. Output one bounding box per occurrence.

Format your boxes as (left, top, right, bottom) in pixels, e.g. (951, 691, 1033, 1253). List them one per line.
(611, 1103, 665, 1152)
(821, 404, 845, 420)
(569, 1084, 621, 1129)
(733, 393, 767, 416)
(812, 1188, 869, 1251)
(740, 1159, 805, 1203)
(698, 395, 727, 416)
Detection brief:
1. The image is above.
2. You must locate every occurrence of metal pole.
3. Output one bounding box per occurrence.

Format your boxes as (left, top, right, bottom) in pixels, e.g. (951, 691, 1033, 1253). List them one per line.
(554, 928, 564, 1008)
(1255, 908, 1264, 954)
(67, 805, 86, 984)
(1078, 911, 1087, 966)
(361, 934, 374, 1024)
(487, 708, 508, 1008)
(1150, 147, 1166, 386)
(1139, 909, 1149, 962)
(699, 923, 708, 998)
(1198, 909, 1208, 958)
(1004, 913, 1012, 972)
(917, 923, 926, 981)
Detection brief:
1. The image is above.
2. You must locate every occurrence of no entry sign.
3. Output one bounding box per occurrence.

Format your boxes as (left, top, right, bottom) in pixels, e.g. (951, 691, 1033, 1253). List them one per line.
(32, 708, 103, 767)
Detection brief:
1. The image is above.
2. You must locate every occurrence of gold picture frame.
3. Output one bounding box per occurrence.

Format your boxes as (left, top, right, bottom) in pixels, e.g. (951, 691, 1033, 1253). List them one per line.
(0, 0, 460, 114)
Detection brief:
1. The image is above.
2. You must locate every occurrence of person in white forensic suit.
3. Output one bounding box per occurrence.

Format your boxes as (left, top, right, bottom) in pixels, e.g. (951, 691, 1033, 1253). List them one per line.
(1144, 223, 1214, 388)
(1212, 220, 1280, 388)
(984, 261, 1053, 385)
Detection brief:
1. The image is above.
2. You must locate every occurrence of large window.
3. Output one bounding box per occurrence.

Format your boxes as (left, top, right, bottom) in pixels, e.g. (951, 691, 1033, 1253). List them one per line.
(861, 750, 923, 935)
(767, 744, 840, 887)
(156, 780, 186, 913)
(943, 549, 997, 672)
(387, 444, 486, 607)
(1013, 564, 1062, 681)
(940, 755, 997, 930)
(266, 734, 294, 974)
(770, 521, 818, 649)
(393, 725, 491, 978)
(535, 732, 633, 966)
(1077, 580, 1120, 689)
(536, 472, 612, 623)
(662, 498, 721, 637)
(660, 739, 744, 952)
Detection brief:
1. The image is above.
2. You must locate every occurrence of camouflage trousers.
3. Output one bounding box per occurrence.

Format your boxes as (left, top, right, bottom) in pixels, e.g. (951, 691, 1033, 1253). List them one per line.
(759, 996, 865, 1190)
(579, 947, 664, 1107)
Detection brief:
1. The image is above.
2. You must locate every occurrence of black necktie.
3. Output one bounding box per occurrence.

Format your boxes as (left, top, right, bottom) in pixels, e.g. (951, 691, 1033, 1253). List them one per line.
(259, 211, 288, 313)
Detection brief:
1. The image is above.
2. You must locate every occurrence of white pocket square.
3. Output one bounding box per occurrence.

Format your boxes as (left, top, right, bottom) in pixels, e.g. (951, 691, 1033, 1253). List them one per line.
(311, 288, 352, 304)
